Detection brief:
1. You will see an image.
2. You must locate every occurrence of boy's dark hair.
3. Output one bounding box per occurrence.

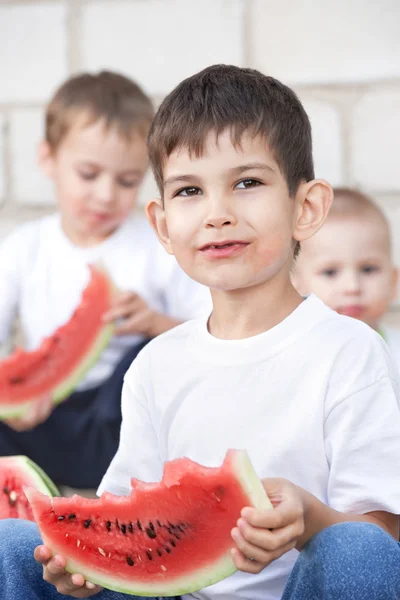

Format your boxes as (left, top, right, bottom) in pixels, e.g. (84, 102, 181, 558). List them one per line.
(46, 71, 154, 150)
(147, 64, 314, 197)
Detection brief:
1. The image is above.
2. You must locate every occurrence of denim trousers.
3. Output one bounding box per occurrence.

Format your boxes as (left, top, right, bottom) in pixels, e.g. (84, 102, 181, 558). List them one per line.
(0, 519, 399, 599)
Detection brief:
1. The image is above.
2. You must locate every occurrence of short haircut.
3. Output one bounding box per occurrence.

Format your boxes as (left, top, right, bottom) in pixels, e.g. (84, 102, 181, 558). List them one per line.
(46, 71, 154, 150)
(147, 64, 314, 197)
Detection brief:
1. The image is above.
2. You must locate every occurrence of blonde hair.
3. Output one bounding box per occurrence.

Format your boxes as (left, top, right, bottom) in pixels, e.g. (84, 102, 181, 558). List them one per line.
(46, 71, 154, 150)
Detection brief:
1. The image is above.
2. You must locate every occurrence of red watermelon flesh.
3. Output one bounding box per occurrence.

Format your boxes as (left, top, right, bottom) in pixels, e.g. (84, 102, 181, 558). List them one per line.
(0, 456, 59, 521)
(26, 449, 272, 596)
(0, 265, 116, 418)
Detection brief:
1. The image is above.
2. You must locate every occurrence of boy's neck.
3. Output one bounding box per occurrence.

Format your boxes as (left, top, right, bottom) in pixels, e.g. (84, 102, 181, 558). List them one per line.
(60, 216, 118, 248)
(208, 275, 303, 340)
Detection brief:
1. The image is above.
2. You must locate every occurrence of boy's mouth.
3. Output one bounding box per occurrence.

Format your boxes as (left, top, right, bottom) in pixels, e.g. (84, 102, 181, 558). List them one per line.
(199, 240, 249, 258)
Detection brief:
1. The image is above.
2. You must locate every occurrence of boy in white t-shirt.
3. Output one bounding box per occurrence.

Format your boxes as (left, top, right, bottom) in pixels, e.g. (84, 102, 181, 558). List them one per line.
(293, 187, 400, 358)
(1, 66, 400, 600)
(0, 71, 210, 489)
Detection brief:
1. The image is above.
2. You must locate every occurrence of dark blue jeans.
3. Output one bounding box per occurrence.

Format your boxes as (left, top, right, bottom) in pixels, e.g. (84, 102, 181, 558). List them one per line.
(0, 341, 149, 489)
(0, 519, 399, 599)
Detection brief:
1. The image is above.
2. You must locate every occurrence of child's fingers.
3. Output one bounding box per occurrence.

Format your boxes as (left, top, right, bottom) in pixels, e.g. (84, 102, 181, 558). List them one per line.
(237, 518, 300, 551)
(44, 554, 67, 577)
(33, 545, 52, 565)
(231, 547, 263, 574)
(231, 528, 272, 564)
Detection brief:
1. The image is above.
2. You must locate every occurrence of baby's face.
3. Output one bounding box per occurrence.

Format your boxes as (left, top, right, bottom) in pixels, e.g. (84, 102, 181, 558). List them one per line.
(293, 216, 397, 329)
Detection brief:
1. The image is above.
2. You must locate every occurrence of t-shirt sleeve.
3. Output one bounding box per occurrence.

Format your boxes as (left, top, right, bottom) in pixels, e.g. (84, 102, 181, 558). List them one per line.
(0, 229, 22, 344)
(325, 333, 400, 515)
(97, 357, 163, 497)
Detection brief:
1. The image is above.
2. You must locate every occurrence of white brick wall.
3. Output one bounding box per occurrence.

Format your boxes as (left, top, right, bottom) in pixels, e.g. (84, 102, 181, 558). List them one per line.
(1, 0, 400, 315)
(10, 109, 54, 206)
(81, 0, 245, 95)
(351, 90, 400, 192)
(0, 3, 68, 103)
(0, 115, 5, 204)
(251, 0, 400, 85)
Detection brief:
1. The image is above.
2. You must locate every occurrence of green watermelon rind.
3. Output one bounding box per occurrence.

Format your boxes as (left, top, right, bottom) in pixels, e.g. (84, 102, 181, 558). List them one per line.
(34, 451, 272, 597)
(2, 456, 60, 498)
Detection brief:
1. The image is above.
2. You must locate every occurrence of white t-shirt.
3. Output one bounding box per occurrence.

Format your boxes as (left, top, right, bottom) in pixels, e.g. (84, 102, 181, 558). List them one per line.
(381, 326, 400, 371)
(0, 213, 211, 389)
(99, 295, 400, 600)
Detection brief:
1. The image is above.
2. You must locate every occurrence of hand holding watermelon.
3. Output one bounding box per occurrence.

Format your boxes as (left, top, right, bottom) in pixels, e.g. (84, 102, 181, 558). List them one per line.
(4, 394, 53, 432)
(231, 478, 306, 574)
(34, 547, 102, 598)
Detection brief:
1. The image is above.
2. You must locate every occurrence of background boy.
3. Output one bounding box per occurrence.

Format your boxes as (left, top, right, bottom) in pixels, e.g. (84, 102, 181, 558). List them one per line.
(0, 71, 210, 489)
(293, 187, 400, 360)
(1, 65, 400, 600)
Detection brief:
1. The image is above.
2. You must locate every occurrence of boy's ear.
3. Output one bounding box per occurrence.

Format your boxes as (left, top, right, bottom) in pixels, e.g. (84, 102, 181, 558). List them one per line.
(37, 140, 55, 178)
(146, 198, 174, 255)
(293, 179, 333, 243)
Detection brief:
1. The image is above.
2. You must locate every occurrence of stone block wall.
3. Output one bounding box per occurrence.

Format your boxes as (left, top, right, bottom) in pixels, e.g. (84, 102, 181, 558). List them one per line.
(1, 0, 400, 316)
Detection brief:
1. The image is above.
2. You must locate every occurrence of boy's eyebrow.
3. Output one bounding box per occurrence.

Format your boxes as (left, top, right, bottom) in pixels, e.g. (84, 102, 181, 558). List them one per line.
(164, 162, 275, 188)
(76, 161, 144, 176)
(228, 162, 276, 176)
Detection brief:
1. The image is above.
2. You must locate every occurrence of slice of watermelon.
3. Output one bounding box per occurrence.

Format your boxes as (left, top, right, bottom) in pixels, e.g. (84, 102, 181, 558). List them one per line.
(26, 449, 272, 597)
(0, 265, 116, 418)
(0, 455, 59, 521)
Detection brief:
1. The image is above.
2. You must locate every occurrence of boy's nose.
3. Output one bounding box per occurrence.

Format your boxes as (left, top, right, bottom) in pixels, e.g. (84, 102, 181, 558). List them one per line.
(95, 178, 115, 205)
(343, 271, 362, 295)
(204, 197, 237, 228)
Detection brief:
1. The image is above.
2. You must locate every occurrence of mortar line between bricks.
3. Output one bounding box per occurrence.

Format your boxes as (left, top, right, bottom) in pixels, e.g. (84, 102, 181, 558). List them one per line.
(67, 0, 82, 74)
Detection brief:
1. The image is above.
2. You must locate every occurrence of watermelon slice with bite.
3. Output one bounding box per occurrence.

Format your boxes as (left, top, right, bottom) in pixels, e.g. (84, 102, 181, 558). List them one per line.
(26, 449, 272, 596)
(0, 265, 116, 418)
(0, 455, 59, 521)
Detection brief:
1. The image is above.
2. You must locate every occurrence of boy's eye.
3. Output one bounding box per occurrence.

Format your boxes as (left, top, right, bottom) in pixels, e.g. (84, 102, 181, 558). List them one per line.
(360, 264, 379, 274)
(235, 178, 262, 189)
(118, 179, 138, 189)
(78, 171, 97, 181)
(320, 268, 338, 278)
(175, 187, 202, 197)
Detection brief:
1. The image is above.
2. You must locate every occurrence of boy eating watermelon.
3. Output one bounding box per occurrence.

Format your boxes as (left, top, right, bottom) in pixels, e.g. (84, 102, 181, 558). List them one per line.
(0, 71, 210, 489)
(1, 65, 400, 599)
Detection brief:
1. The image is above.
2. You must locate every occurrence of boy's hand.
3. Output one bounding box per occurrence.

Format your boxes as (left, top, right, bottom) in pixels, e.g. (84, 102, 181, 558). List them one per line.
(231, 478, 306, 574)
(34, 545, 103, 598)
(3, 394, 53, 431)
(103, 291, 180, 338)
(103, 291, 156, 337)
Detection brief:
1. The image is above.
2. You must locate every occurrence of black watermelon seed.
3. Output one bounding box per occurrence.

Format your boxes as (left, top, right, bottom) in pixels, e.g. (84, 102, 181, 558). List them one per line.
(165, 546, 171, 554)
(157, 520, 162, 527)
(169, 539, 176, 547)
(83, 520, 91, 529)
(146, 527, 156, 539)
(146, 550, 152, 561)
(167, 527, 172, 535)
(173, 532, 180, 540)
(121, 524, 127, 535)
(149, 522, 155, 531)
(68, 514, 76, 520)
(106, 521, 111, 531)
(58, 516, 65, 521)
(3, 487, 9, 495)
(137, 520, 142, 531)
(128, 523, 134, 533)
(177, 525, 185, 533)
(126, 556, 134, 567)
(156, 549, 162, 557)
